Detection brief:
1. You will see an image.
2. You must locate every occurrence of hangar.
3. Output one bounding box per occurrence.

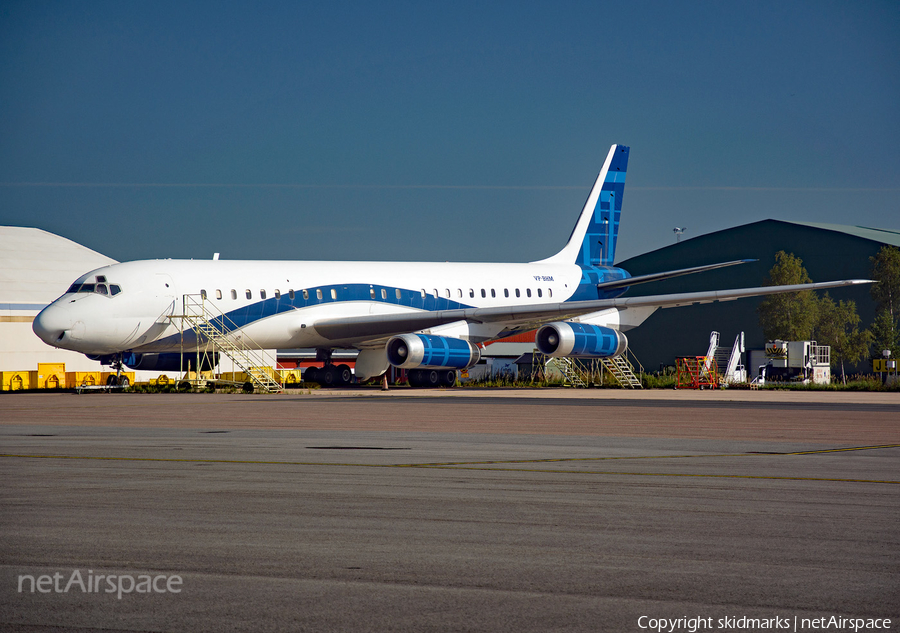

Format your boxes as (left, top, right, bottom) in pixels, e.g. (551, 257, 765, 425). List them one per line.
(616, 220, 899, 371)
(1, 226, 282, 389)
(0, 227, 116, 377)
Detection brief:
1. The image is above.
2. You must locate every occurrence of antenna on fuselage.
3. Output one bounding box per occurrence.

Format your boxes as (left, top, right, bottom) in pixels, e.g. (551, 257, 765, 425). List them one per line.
(673, 227, 686, 243)
(213, 253, 220, 260)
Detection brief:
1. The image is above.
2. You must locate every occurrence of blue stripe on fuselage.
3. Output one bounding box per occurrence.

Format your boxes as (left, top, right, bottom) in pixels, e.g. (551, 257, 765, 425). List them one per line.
(151, 283, 475, 349)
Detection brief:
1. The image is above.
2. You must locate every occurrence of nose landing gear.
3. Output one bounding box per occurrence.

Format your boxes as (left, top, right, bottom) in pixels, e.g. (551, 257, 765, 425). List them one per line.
(104, 353, 131, 388)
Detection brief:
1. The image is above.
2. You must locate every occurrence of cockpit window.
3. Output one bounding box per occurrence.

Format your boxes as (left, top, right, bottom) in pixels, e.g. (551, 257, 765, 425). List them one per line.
(96, 275, 107, 283)
(68, 281, 122, 296)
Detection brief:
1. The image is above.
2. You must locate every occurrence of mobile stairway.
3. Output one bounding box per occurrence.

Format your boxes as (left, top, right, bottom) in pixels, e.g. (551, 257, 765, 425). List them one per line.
(600, 352, 643, 388)
(170, 294, 283, 393)
(705, 331, 746, 385)
(545, 350, 643, 389)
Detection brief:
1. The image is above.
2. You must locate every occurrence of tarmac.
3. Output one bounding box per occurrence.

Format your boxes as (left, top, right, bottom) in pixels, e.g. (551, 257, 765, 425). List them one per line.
(1, 388, 898, 632)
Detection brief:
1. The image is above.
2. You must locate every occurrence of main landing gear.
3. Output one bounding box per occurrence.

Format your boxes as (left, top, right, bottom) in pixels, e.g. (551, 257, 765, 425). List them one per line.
(407, 368, 458, 388)
(304, 349, 354, 386)
(304, 364, 353, 386)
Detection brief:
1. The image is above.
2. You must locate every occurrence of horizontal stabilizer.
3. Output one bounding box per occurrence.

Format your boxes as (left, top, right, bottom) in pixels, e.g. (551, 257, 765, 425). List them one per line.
(595, 259, 756, 292)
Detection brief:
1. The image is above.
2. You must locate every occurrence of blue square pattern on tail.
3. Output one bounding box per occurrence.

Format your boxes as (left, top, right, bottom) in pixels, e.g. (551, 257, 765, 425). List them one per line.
(581, 145, 629, 267)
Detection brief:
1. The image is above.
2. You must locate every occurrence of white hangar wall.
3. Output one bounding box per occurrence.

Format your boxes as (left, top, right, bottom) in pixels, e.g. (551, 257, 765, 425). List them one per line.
(0, 226, 116, 372)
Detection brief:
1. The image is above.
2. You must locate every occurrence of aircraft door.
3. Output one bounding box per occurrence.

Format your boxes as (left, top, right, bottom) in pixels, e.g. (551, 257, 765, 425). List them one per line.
(154, 273, 177, 317)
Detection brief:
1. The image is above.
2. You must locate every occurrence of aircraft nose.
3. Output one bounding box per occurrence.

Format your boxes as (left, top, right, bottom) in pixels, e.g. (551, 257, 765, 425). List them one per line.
(33, 304, 75, 346)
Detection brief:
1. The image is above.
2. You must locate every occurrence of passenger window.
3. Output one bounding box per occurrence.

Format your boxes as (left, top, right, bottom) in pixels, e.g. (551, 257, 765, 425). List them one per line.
(433, 289, 439, 297)
(231, 290, 237, 300)
(289, 290, 295, 300)
(421, 289, 426, 298)
(330, 289, 337, 300)
(548, 288, 553, 298)
(445, 289, 451, 298)
(537, 288, 542, 298)
(491, 289, 496, 298)
(395, 289, 402, 300)
(316, 289, 322, 300)
(260, 290, 266, 300)
(469, 289, 475, 298)
(246, 289, 252, 299)
(274, 290, 280, 299)
(381, 289, 387, 300)
(457, 289, 462, 298)
(504, 289, 509, 298)
(96, 284, 108, 295)
(370, 288, 376, 300)
(110, 285, 121, 296)
(302, 289, 308, 300)
(480, 289, 486, 298)
(216, 289, 223, 300)
(526, 289, 532, 298)
(515, 289, 520, 298)
(200, 289, 207, 300)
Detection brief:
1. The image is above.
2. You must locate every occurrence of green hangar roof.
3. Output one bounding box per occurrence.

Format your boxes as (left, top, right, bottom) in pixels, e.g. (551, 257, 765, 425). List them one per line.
(789, 222, 900, 248)
(615, 219, 896, 371)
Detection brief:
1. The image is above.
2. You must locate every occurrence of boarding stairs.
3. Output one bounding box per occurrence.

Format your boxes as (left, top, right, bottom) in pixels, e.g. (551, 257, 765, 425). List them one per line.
(172, 294, 283, 393)
(705, 331, 746, 385)
(546, 356, 588, 388)
(600, 353, 643, 389)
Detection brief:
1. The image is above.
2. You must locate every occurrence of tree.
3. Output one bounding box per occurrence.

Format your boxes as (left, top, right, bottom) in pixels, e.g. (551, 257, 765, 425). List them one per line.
(814, 293, 872, 384)
(870, 245, 900, 319)
(870, 308, 899, 359)
(869, 246, 900, 360)
(757, 251, 819, 341)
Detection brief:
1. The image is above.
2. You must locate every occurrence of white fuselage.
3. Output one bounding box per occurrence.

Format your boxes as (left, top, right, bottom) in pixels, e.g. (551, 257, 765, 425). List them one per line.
(33, 258, 586, 355)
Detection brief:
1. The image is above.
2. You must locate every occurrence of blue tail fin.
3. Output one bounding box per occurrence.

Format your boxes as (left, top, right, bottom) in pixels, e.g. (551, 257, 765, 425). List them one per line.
(535, 144, 629, 266)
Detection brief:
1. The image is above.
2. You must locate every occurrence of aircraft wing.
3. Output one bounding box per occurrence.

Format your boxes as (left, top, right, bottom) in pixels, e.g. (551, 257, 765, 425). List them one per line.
(312, 279, 873, 342)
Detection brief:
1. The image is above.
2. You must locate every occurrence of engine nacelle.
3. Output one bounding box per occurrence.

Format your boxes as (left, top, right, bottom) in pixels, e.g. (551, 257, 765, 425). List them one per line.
(535, 322, 627, 358)
(386, 334, 481, 369)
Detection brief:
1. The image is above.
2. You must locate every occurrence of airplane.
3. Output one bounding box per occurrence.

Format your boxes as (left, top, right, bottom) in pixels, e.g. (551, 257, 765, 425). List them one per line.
(32, 144, 872, 387)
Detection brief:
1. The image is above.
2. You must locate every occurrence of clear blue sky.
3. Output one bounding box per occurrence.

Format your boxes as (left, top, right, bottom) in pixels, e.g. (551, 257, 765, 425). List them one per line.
(2, 0, 898, 265)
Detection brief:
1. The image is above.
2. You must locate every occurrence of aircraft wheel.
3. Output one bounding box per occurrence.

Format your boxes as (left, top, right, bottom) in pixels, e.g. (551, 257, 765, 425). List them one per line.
(336, 364, 353, 385)
(423, 369, 441, 388)
(106, 375, 118, 386)
(320, 365, 336, 386)
(439, 369, 457, 388)
(406, 369, 422, 387)
(178, 381, 191, 392)
(304, 367, 319, 384)
(118, 376, 130, 388)
(242, 381, 254, 393)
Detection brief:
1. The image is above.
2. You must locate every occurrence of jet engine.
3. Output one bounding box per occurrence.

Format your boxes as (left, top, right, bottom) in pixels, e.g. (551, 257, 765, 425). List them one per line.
(386, 334, 481, 369)
(535, 322, 627, 358)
